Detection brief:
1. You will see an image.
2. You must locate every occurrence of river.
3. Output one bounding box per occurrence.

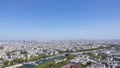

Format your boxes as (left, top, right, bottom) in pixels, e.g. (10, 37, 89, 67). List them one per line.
(17, 55, 65, 68)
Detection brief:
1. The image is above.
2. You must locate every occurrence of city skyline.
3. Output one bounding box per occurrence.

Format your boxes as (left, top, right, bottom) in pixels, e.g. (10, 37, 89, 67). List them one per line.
(0, 0, 120, 40)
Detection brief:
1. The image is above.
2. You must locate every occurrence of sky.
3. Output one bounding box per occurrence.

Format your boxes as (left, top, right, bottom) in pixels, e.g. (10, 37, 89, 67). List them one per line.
(0, 0, 120, 40)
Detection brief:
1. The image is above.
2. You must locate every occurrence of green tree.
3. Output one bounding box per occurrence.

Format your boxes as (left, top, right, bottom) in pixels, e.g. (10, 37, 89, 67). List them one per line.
(86, 61, 92, 66)
(66, 54, 76, 60)
(6, 52, 11, 56)
(4, 60, 9, 66)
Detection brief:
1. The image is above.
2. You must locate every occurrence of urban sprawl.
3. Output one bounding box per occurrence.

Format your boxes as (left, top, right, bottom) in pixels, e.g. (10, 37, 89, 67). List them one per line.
(0, 40, 120, 68)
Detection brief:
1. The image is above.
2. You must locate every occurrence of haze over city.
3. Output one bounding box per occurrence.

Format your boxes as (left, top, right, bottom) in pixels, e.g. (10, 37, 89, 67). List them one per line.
(0, 0, 120, 40)
(1, 0, 120, 68)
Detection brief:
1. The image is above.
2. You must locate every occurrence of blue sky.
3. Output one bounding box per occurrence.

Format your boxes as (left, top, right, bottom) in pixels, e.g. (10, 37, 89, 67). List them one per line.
(0, 0, 120, 40)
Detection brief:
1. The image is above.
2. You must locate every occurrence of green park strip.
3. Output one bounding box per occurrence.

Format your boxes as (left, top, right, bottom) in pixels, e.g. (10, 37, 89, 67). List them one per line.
(76, 46, 112, 52)
(35, 61, 70, 68)
(35, 54, 76, 68)
(3, 54, 47, 68)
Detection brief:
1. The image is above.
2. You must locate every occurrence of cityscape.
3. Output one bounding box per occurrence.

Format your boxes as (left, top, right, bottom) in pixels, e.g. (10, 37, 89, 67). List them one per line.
(0, 0, 120, 68)
(0, 40, 120, 68)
